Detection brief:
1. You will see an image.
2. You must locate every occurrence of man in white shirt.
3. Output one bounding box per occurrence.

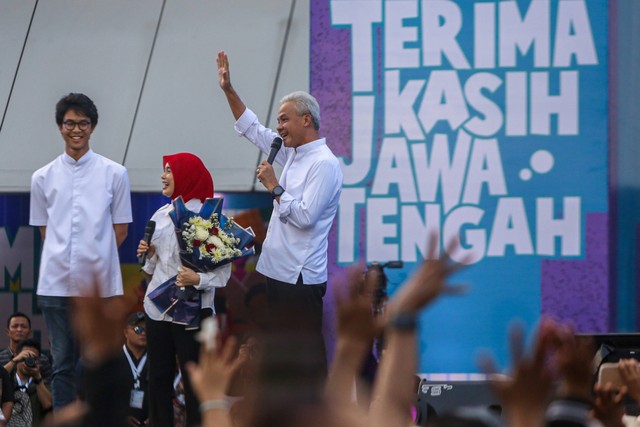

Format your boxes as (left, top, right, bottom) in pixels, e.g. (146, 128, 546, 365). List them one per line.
(217, 51, 343, 379)
(29, 93, 132, 410)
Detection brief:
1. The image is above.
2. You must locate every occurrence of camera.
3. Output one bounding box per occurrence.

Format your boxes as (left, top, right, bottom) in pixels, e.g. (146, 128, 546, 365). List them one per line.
(24, 356, 37, 368)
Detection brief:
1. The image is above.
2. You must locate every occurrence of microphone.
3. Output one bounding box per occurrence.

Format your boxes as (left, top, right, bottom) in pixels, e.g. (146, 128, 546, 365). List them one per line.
(266, 136, 283, 164)
(138, 220, 156, 266)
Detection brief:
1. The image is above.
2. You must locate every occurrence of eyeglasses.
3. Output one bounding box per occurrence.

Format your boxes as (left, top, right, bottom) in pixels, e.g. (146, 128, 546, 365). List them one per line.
(133, 326, 146, 335)
(62, 120, 91, 131)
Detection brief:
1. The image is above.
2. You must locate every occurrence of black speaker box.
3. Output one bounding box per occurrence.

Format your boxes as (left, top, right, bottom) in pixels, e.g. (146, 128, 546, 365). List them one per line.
(415, 379, 502, 426)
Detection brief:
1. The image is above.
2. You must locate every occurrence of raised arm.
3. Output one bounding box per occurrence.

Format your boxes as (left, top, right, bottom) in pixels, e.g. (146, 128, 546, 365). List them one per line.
(217, 51, 247, 121)
(369, 235, 467, 427)
(325, 265, 378, 409)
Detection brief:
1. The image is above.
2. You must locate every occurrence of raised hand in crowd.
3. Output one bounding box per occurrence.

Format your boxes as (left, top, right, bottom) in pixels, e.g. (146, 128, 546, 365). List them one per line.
(71, 291, 128, 367)
(46, 286, 130, 427)
(479, 319, 554, 427)
(185, 320, 243, 427)
(547, 321, 594, 402)
(326, 263, 379, 409)
(592, 382, 627, 427)
(542, 319, 599, 427)
(618, 358, 640, 403)
(383, 235, 468, 319)
(370, 234, 467, 427)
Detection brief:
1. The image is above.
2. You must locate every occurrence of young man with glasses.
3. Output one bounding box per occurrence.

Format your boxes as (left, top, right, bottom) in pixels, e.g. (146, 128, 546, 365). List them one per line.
(29, 93, 132, 411)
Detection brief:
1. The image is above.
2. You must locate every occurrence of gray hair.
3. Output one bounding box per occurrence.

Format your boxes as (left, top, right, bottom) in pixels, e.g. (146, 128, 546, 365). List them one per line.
(280, 91, 320, 130)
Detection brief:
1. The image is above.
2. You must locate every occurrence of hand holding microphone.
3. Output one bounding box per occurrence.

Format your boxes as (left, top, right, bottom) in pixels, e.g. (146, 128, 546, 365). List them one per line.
(137, 220, 156, 266)
(267, 136, 282, 164)
(256, 136, 283, 189)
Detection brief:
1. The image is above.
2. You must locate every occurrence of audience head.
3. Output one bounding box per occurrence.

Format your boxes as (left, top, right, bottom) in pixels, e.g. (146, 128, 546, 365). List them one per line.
(6, 312, 32, 346)
(124, 311, 147, 351)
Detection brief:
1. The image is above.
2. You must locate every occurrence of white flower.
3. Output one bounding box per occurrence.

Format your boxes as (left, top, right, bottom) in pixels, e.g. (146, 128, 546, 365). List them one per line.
(210, 235, 224, 248)
(195, 228, 209, 241)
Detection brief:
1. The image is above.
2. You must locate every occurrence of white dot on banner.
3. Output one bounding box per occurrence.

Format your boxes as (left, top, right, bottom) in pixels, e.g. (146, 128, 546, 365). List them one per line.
(520, 168, 532, 181)
(530, 150, 554, 174)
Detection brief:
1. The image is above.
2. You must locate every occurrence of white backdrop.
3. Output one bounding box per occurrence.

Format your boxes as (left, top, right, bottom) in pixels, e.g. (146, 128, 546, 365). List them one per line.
(0, 0, 309, 192)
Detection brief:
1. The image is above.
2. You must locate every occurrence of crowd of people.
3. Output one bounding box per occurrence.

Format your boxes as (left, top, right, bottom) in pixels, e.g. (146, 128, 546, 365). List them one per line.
(1, 50, 638, 427)
(5, 237, 640, 427)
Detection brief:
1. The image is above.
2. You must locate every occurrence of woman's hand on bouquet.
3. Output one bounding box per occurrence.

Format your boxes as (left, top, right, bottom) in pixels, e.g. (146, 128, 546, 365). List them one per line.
(137, 240, 155, 260)
(176, 267, 200, 287)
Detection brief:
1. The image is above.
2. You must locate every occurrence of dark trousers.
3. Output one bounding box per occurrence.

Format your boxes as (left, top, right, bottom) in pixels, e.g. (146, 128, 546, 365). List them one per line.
(146, 309, 211, 427)
(265, 275, 328, 379)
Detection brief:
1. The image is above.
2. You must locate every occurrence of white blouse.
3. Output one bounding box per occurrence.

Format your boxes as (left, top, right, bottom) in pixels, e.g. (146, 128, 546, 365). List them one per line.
(142, 198, 231, 322)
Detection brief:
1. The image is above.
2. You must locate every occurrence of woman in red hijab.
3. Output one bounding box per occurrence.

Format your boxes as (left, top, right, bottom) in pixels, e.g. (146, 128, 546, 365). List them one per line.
(137, 153, 230, 427)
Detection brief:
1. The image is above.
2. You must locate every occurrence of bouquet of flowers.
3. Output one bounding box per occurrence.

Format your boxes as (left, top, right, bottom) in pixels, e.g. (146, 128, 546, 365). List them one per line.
(147, 197, 254, 328)
(182, 214, 242, 264)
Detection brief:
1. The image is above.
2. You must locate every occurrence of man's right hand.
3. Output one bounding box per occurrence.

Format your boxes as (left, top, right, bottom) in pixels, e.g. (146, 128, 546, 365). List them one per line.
(217, 51, 232, 92)
(216, 50, 247, 121)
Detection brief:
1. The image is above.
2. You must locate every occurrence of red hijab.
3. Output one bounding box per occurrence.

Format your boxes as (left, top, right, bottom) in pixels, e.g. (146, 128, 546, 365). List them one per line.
(163, 153, 214, 202)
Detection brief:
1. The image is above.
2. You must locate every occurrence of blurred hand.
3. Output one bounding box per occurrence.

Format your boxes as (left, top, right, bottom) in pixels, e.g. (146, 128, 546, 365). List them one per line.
(334, 264, 378, 345)
(12, 349, 35, 364)
(127, 416, 141, 427)
(23, 360, 42, 379)
(618, 358, 640, 402)
(386, 233, 468, 318)
(544, 319, 594, 400)
(71, 287, 128, 366)
(479, 320, 554, 427)
(593, 382, 627, 427)
(186, 334, 243, 403)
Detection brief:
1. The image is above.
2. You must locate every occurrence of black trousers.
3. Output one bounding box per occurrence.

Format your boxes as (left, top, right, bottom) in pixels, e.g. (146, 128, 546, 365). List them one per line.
(146, 309, 211, 427)
(264, 275, 328, 380)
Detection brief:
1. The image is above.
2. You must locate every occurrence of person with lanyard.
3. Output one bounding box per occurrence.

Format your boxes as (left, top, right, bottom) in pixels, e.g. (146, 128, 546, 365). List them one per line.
(119, 312, 149, 427)
(137, 153, 231, 427)
(7, 339, 51, 427)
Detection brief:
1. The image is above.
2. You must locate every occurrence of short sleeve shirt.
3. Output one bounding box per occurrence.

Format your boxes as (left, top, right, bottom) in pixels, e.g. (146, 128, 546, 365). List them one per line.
(30, 149, 132, 297)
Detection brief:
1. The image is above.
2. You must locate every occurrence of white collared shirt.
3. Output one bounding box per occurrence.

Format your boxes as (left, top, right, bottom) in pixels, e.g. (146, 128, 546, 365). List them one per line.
(142, 198, 231, 321)
(235, 108, 343, 284)
(30, 149, 132, 297)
